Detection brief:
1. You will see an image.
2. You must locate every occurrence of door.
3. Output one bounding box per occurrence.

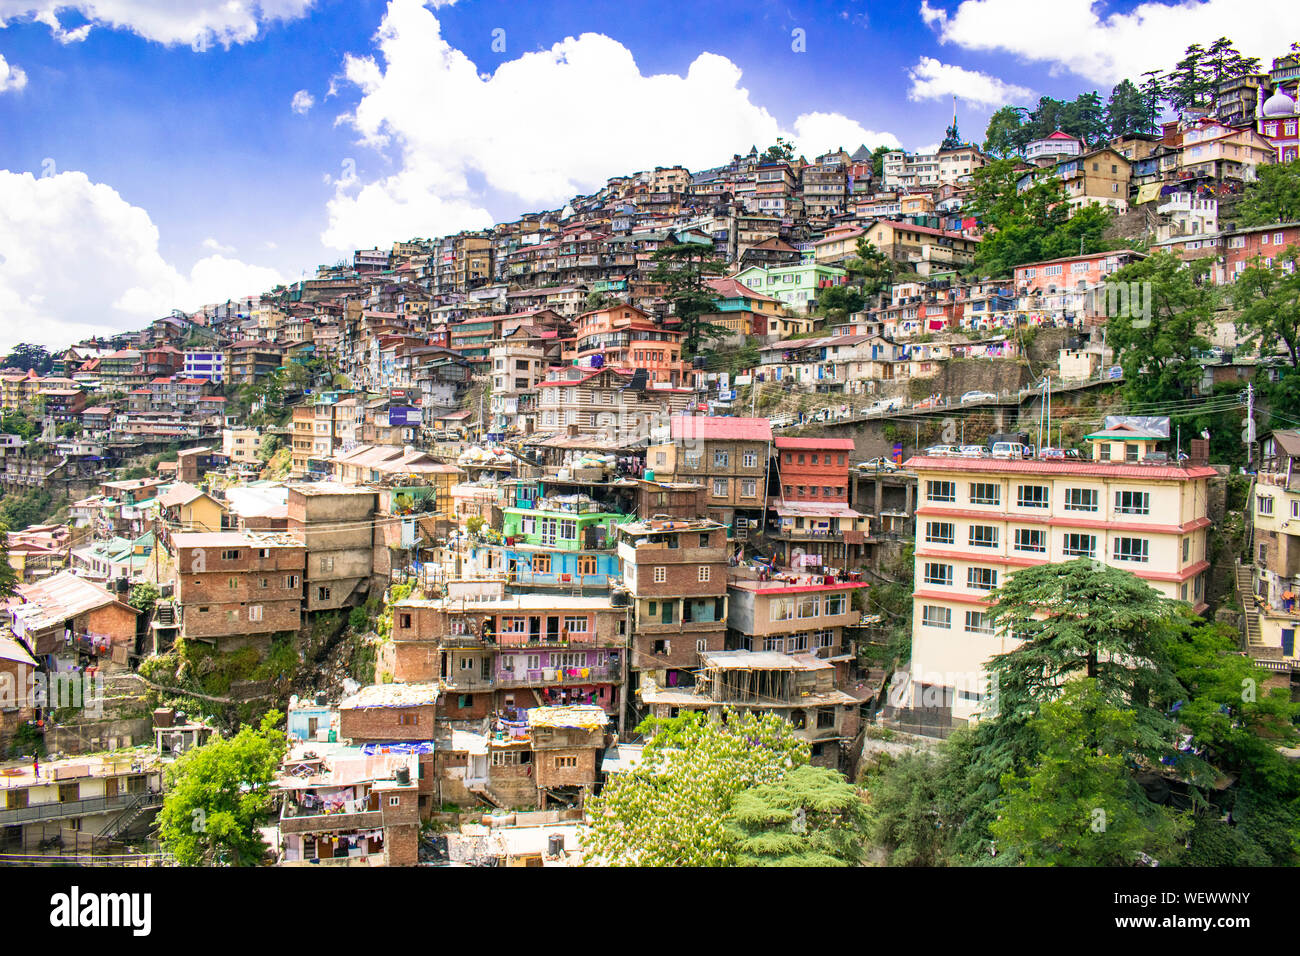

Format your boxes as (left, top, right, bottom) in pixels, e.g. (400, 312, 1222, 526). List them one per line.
(104, 778, 119, 800)
(1284, 629, 1295, 657)
(307, 717, 319, 739)
(546, 616, 560, 642)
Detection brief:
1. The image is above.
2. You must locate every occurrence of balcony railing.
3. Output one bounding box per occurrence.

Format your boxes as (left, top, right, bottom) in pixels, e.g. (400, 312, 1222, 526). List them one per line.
(0, 790, 160, 827)
(493, 665, 614, 687)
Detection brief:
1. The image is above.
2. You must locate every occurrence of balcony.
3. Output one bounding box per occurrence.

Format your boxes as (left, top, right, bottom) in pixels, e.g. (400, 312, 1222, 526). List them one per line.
(279, 807, 384, 835)
(492, 665, 615, 688)
(0, 790, 161, 826)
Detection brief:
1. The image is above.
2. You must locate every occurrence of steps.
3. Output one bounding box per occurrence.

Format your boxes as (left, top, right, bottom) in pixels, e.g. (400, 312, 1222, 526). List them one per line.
(1235, 563, 1264, 648)
(468, 785, 507, 810)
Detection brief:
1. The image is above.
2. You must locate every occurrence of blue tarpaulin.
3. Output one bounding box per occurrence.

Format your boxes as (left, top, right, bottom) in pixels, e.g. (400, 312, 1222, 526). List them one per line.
(361, 741, 436, 755)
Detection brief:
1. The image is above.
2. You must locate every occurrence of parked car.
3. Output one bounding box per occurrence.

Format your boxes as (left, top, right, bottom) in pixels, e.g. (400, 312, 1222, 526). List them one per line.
(1039, 446, 1066, 460)
(913, 396, 940, 409)
(867, 397, 903, 414)
(924, 444, 960, 456)
(958, 445, 987, 458)
(961, 390, 997, 404)
(858, 457, 898, 472)
(991, 441, 1029, 459)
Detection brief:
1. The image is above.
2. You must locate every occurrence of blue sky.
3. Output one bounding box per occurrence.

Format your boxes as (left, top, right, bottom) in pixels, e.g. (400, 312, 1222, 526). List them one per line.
(0, 0, 1296, 348)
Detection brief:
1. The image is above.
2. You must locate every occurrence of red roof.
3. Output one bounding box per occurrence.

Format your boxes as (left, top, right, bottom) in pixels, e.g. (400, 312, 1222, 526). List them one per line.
(775, 437, 855, 450)
(706, 276, 778, 303)
(670, 416, 772, 442)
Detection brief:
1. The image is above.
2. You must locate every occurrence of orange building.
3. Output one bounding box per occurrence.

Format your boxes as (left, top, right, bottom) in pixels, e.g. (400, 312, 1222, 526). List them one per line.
(566, 304, 687, 386)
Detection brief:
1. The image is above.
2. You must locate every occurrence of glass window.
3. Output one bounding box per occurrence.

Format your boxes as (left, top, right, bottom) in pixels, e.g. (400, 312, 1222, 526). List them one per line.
(1063, 533, 1096, 557)
(969, 525, 998, 548)
(1014, 528, 1046, 552)
(970, 482, 1000, 506)
(925, 521, 955, 545)
(926, 480, 956, 503)
(1016, 485, 1048, 508)
(921, 605, 951, 629)
(964, 611, 994, 634)
(967, 567, 998, 590)
(1114, 537, 1149, 563)
(1115, 490, 1150, 515)
(923, 562, 953, 586)
(1064, 488, 1098, 512)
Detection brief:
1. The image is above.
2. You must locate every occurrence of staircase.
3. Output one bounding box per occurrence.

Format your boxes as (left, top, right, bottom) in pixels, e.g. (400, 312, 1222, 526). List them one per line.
(1236, 562, 1264, 649)
(468, 785, 508, 810)
(97, 791, 163, 841)
(153, 603, 176, 628)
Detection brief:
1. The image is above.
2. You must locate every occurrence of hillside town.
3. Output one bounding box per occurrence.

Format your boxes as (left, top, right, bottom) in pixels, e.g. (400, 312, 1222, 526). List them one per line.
(3, 37, 1300, 871)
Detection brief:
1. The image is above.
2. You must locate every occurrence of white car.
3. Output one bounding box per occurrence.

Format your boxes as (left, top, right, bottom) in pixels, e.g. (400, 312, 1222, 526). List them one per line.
(924, 444, 960, 456)
(858, 457, 898, 472)
(961, 390, 997, 404)
(958, 445, 987, 458)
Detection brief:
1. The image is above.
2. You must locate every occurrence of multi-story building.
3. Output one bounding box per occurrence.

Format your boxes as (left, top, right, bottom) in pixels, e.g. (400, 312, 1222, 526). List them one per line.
(770, 436, 867, 567)
(903, 426, 1215, 725)
(730, 262, 849, 314)
(640, 649, 861, 768)
(183, 350, 226, 383)
(173, 531, 305, 649)
(566, 304, 686, 387)
(647, 416, 772, 535)
(617, 516, 730, 721)
(1249, 430, 1300, 690)
(286, 483, 377, 615)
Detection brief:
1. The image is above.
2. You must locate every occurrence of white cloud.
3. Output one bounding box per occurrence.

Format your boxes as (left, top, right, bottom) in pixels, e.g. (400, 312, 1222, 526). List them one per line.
(323, 0, 902, 250)
(907, 56, 1032, 107)
(0, 53, 27, 92)
(202, 237, 236, 254)
(0, 1, 315, 47)
(0, 170, 283, 351)
(291, 89, 315, 114)
(920, 0, 1300, 86)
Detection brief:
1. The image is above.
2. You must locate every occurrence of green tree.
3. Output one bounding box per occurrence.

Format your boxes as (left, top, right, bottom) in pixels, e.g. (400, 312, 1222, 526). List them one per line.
(1231, 246, 1300, 367)
(0, 343, 53, 373)
(257, 434, 282, 463)
(0, 408, 37, 440)
(870, 144, 893, 180)
(128, 581, 160, 617)
(650, 241, 730, 357)
(815, 283, 866, 320)
(582, 710, 808, 866)
(1104, 79, 1149, 139)
(761, 137, 796, 162)
(1062, 91, 1106, 147)
(1139, 70, 1166, 134)
(984, 560, 1188, 767)
(982, 105, 1027, 159)
(1165, 43, 1211, 113)
(1105, 251, 1217, 405)
(724, 764, 869, 866)
(158, 710, 287, 866)
(0, 522, 17, 599)
(864, 750, 948, 866)
(1235, 159, 1300, 228)
(845, 237, 896, 300)
(991, 679, 1190, 866)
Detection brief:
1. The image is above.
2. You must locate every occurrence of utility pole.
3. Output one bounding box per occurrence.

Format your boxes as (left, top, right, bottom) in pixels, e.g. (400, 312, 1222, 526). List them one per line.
(1244, 382, 1256, 467)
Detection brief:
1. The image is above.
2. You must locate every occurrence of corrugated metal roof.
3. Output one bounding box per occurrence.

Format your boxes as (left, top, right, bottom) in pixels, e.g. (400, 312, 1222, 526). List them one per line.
(670, 415, 772, 442)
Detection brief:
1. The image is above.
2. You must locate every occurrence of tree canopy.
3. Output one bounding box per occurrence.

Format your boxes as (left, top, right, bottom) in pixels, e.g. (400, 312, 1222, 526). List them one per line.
(581, 710, 809, 866)
(158, 710, 287, 866)
(650, 241, 730, 357)
(1235, 160, 1300, 229)
(724, 764, 869, 866)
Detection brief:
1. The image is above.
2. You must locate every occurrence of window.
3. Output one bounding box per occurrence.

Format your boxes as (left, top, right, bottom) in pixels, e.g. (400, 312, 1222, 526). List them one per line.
(684, 451, 701, 468)
(789, 633, 809, 652)
(969, 525, 998, 549)
(712, 478, 728, 497)
(764, 636, 785, 652)
(769, 597, 794, 622)
(1017, 485, 1048, 508)
(927, 480, 956, 503)
(576, 555, 597, 576)
(965, 611, 994, 634)
(389, 796, 401, 807)
(742, 450, 758, 468)
(319, 556, 334, 572)
(397, 712, 419, 726)
(797, 595, 820, 618)
(825, 594, 846, 615)
(698, 566, 711, 583)
(741, 479, 757, 498)
(653, 566, 667, 583)
(714, 449, 730, 467)
(1257, 494, 1274, 516)
(1014, 528, 1046, 553)
(925, 521, 955, 545)
(284, 574, 299, 588)
(967, 567, 997, 590)
(969, 482, 1000, 506)
(227, 577, 238, 590)
(1063, 533, 1096, 558)
(1115, 490, 1150, 515)
(922, 605, 951, 629)
(532, 554, 551, 575)
(220, 549, 240, 560)
(1114, 537, 1149, 563)
(563, 616, 589, 634)
(923, 562, 953, 586)
(248, 605, 263, 622)
(1064, 488, 1098, 512)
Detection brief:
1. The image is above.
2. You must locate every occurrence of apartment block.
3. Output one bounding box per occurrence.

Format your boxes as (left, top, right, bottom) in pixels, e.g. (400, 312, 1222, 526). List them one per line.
(173, 531, 305, 648)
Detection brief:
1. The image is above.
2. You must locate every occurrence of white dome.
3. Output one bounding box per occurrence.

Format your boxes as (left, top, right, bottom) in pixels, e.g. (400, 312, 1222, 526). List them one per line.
(1263, 89, 1297, 118)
